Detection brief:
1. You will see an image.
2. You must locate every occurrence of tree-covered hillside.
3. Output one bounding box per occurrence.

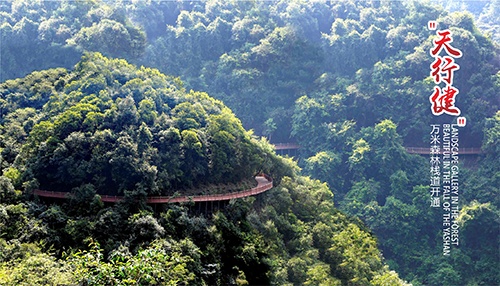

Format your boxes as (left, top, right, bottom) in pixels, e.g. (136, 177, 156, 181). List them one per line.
(1, 52, 268, 196)
(435, 0, 500, 43)
(2, 0, 500, 285)
(109, 1, 499, 285)
(112, 0, 499, 145)
(0, 0, 146, 81)
(0, 54, 409, 285)
(2, 0, 499, 143)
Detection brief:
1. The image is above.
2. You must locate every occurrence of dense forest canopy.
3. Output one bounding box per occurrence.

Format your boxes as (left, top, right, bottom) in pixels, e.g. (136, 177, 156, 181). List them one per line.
(1, 0, 500, 285)
(0, 0, 146, 81)
(0, 53, 410, 286)
(0, 52, 271, 196)
(3, 0, 500, 143)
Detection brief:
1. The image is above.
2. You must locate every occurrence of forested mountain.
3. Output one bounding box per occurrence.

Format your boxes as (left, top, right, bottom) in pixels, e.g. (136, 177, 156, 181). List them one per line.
(0, 52, 267, 195)
(114, 0, 500, 144)
(0, 53, 410, 285)
(0, 0, 146, 82)
(2, 0, 499, 141)
(1, 0, 500, 285)
(435, 0, 500, 43)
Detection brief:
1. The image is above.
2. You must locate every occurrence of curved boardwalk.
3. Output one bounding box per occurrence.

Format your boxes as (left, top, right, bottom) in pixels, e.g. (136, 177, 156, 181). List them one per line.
(33, 175, 273, 204)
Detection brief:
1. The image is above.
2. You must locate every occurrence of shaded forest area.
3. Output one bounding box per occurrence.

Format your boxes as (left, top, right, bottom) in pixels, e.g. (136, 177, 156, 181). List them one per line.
(1, 0, 500, 285)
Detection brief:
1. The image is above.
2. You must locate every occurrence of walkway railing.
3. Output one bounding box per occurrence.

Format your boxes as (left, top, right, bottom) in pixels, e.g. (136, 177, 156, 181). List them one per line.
(405, 147, 483, 155)
(273, 143, 302, 150)
(272, 143, 483, 155)
(33, 176, 273, 204)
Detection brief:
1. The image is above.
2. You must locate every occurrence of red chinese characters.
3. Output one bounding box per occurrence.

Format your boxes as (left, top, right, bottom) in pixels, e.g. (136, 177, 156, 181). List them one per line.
(429, 28, 462, 116)
(430, 56, 460, 85)
(430, 86, 460, 116)
(430, 30, 462, 58)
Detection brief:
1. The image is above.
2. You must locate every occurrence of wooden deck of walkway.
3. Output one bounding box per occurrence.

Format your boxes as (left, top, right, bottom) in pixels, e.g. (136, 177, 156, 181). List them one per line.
(273, 143, 302, 150)
(405, 147, 483, 155)
(33, 176, 273, 204)
(272, 143, 483, 155)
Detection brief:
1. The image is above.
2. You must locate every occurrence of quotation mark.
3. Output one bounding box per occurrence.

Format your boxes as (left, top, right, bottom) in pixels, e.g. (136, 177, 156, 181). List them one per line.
(457, 117, 466, 127)
(428, 21, 437, 30)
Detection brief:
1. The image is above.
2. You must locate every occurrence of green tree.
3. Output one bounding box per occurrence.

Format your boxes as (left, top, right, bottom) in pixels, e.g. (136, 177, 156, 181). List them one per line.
(68, 240, 195, 286)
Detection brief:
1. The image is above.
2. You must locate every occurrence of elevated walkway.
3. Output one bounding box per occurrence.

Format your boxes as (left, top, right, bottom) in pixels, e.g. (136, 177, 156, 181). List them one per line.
(272, 143, 483, 155)
(405, 147, 483, 155)
(33, 175, 273, 204)
(273, 143, 302, 150)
